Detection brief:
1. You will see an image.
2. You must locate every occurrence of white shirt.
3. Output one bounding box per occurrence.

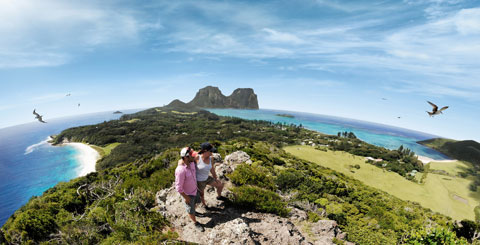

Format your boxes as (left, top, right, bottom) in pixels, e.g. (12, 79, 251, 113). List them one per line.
(196, 155, 212, 181)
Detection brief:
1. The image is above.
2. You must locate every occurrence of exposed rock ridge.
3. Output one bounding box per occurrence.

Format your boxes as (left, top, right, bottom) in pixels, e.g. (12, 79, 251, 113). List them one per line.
(188, 86, 259, 109)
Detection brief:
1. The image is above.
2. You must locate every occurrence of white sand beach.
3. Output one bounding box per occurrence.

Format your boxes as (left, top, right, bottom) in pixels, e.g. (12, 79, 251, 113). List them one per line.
(64, 143, 100, 177)
(417, 155, 457, 164)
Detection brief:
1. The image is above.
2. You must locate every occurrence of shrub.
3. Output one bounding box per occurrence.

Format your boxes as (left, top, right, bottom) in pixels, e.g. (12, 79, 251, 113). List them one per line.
(404, 228, 467, 244)
(231, 185, 289, 217)
(228, 164, 275, 190)
(307, 211, 321, 222)
(275, 168, 305, 191)
(11, 209, 57, 242)
(454, 219, 479, 242)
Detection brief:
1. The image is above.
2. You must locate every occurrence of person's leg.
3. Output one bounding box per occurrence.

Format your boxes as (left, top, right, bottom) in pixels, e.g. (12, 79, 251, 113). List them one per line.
(214, 180, 224, 197)
(207, 179, 224, 197)
(185, 195, 197, 223)
(197, 181, 207, 206)
(188, 213, 196, 222)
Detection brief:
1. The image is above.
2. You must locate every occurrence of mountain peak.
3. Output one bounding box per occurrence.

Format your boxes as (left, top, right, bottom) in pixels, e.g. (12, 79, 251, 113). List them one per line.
(188, 86, 259, 109)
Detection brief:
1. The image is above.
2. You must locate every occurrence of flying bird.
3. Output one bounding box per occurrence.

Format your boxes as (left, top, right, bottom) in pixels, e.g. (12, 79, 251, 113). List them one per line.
(66, 93, 71, 96)
(382, 98, 387, 100)
(426, 101, 448, 117)
(78, 103, 80, 107)
(33, 109, 47, 123)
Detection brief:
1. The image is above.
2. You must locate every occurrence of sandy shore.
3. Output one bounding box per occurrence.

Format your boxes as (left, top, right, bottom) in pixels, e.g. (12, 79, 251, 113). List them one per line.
(417, 155, 457, 164)
(63, 143, 100, 177)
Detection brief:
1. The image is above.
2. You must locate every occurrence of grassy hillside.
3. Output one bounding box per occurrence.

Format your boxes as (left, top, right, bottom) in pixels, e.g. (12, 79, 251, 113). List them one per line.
(285, 145, 480, 221)
(418, 138, 480, 166)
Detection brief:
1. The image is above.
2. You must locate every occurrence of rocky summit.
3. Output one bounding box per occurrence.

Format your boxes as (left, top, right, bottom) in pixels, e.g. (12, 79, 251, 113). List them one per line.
(188, 86, 259, 109)
(154, 151, 350, 245)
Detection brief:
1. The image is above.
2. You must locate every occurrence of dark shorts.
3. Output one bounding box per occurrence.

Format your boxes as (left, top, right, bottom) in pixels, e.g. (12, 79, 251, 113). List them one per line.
(197, 176, 215, 193)
(185, 191, 201, 215)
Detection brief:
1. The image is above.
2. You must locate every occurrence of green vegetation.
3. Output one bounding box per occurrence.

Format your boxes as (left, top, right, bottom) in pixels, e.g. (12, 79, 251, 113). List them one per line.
(419, 138, 480, 197)
(224, 140, 464, 244)
(51, 106, 309, 171)
(1, 148, 180, 244)
(285, 145, 480, 221)
(171, 110, 198, 115)
(90, 142, 121, 158)
(230, 186, 289, 217)
(329, 132, 424, 179)
(418, 138, 480, 166)
(1, 105, 475, 244)
(405, 228, 467, 244)
(228, 164, 275, 190)
(125, 118, 140, 123)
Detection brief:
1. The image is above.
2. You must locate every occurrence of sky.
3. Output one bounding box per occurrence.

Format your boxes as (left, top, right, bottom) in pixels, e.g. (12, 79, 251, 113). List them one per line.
(0, 0, 479, 142)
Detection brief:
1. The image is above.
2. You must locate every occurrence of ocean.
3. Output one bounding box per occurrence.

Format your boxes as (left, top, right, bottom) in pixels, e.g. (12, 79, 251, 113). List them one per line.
(0, 108, 449, 226)
(0, 109, 142, 226)
(206, 108, 450, 160)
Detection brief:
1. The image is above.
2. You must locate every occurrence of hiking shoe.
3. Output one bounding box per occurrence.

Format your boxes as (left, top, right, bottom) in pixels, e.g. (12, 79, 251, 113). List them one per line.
(203, 205, 212, 210)
(216, 196, 228, 201)
(194, 222, 205, 232)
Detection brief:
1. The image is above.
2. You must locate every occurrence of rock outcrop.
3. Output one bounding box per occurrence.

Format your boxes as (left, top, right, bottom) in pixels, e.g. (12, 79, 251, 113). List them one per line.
(188, 86, 259, 109)
(154, 151, 351, 244)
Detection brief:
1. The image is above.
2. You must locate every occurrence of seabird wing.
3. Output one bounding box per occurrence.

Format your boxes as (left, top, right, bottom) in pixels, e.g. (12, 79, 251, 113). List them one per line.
(33, 109, 40, 117)
(439, 106, 449, 112)
(427, 101, 438, 113)
(427, 101, 438, 109)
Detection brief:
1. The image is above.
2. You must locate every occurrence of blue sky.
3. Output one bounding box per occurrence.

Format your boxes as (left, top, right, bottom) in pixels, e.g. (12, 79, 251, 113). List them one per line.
(1, 0, 479, 141)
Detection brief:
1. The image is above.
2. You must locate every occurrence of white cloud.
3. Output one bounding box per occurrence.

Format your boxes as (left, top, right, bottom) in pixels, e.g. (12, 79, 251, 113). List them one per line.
(454, 8, 480, 35)
(0, 0, 141, 68)
(262, 28, 305, 44)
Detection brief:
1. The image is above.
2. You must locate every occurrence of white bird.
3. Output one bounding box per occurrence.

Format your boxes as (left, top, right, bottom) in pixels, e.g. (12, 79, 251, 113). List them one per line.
(426, 101, 448, 117)
(33, 109, 47, 123)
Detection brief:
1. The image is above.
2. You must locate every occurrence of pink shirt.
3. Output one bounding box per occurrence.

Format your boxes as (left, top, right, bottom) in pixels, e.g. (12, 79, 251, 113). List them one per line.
(175, 161, 197, 196)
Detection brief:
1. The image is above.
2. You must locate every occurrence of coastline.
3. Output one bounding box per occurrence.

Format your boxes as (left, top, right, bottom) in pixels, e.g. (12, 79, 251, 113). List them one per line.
(417, 155, 457, 164)
(61, 142, 100, 177)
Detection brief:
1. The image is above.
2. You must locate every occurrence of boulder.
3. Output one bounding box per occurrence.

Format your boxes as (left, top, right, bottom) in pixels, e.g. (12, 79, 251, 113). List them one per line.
(206, 218, 256, 244)
(225, 151, 252, 167)
(215, 151, 251, 180)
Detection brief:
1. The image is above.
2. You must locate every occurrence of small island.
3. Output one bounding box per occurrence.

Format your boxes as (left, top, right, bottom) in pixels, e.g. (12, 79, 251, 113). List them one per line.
(276, 113, 295, 118)
(113, 111, 123, 114)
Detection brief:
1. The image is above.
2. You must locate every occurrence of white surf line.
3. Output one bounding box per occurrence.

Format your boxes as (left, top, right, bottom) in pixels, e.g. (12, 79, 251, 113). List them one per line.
(24, 136, 52, 155)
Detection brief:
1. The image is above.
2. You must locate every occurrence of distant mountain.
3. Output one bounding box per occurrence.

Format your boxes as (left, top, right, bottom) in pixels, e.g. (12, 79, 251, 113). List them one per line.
(166, 99, 197, 110)
(187, 86, 259, 109)
(418, 138, 480, 165)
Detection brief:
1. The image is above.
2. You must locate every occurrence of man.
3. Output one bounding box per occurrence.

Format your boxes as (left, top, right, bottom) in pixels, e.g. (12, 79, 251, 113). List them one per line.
(175, 146, 204, 232)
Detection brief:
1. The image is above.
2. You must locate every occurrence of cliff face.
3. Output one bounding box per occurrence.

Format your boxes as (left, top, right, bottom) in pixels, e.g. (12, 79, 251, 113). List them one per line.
(188, 86, 259, 109)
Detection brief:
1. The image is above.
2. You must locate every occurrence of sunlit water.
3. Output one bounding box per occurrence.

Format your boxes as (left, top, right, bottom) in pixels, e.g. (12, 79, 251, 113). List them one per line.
(0, 109, 142, 226)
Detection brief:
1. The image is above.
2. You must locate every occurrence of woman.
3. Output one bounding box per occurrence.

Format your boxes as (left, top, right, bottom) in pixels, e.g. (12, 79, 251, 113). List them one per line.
(195, 142, 225, 208)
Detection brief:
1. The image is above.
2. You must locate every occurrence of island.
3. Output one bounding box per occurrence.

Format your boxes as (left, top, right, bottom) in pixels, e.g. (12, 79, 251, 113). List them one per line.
(276, 113, 294, 118)
(113, 111, 123, 114)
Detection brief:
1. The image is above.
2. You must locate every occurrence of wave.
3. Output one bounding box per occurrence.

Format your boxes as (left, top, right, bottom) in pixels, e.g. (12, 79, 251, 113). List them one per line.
(24, 136, 52, 155)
